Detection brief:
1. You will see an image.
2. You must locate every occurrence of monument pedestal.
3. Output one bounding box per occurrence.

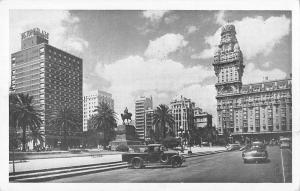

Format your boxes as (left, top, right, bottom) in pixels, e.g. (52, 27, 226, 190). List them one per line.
(110, 124, 142, 150)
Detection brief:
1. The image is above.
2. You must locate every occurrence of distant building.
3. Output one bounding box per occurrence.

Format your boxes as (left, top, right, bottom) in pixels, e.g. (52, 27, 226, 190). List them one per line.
(144, 109, 154, 140)
(194, 107, 213, 129)
(135, 96, 153, 140)
(170, 95, 195, 136)
(83, 90, 114, 131)
(212, 24, 292, 141)
(11, 28, 83, 148)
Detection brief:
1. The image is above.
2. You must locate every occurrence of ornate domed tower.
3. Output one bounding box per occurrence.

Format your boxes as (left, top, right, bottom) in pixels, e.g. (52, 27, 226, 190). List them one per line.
(212, 24, 245, 135)
(213, 24, 244, 96)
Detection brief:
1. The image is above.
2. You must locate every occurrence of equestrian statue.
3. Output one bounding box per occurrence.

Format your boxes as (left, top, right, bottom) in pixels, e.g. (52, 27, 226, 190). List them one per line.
(121, 107, 132, 125)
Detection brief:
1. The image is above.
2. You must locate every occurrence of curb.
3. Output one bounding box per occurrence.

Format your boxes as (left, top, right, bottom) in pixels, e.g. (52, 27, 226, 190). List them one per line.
(10, 161, 128, 182)
(183, 150, 227, 158)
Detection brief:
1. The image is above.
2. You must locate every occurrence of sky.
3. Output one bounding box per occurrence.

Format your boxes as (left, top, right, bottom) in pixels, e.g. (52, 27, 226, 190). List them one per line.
(9, 10, 292, 124)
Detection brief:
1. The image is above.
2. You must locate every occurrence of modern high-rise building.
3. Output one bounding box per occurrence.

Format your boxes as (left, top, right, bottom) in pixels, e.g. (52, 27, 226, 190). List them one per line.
(135, 96, 153, 140)
(83, 90, 114, 131)
(170, 95, 195, 136)
(212, 24, 292, 141)
(194, 107, 213, 129)
(11, 28, 83, 147)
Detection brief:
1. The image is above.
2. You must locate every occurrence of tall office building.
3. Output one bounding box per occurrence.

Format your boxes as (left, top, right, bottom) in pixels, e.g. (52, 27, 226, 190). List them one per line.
(135, 96, 153, 140)
(11, 28, 83, 147)
(170, 95, 195, 136)
(83, 90, 114, 131)
(212, 24, 292, 141)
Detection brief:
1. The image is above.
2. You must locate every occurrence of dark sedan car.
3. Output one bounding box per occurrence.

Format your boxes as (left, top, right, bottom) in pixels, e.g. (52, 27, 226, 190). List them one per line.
(242, 145, 268, 163)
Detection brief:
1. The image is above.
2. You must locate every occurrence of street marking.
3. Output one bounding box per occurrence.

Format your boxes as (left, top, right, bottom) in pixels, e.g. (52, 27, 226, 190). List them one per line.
(280, 149, 286, 183)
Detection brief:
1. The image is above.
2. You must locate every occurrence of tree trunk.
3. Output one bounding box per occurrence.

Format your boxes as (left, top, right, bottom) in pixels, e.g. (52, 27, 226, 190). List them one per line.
(63, 128, 67, 150)
(22, 126, 26, 152)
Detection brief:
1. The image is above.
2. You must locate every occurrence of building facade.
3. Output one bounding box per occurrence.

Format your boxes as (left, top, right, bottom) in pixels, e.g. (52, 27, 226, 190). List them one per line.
(170, 95, 195, 136)
(83, 90, 114, 131)
(212, 24, 292, 141)
(135, 96, 153, 140)
(144, 109, 154, 140)
(194, 107, 213, 129)
(11, 28, 83, 148)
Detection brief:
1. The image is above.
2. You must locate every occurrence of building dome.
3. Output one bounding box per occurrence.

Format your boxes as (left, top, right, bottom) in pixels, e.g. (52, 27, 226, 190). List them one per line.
(221, 24, 236, 35)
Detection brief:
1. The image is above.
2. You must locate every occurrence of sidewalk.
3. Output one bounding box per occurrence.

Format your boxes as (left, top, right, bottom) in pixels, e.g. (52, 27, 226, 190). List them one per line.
(182, 146, 226, 155)
(9, 146, 226, 174)
(9, 154, 122, 173)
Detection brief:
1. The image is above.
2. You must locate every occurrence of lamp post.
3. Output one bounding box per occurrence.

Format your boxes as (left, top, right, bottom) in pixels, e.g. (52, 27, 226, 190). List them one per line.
(179, 126, 184, 151)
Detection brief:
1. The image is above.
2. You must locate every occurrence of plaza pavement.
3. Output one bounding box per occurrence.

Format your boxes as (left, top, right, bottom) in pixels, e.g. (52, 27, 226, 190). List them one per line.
(9, 146, 226, 174)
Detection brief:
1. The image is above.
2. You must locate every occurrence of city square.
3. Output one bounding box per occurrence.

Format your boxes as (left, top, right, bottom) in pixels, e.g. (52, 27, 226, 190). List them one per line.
(4, 7, 298, 188)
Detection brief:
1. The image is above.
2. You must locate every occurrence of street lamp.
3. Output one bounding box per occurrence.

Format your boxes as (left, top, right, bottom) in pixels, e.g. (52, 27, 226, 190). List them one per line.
(179, 126, 184, 151)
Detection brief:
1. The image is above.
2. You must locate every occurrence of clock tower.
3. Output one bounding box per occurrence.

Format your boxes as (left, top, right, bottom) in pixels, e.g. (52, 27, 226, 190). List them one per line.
(213, 24, 244, 97)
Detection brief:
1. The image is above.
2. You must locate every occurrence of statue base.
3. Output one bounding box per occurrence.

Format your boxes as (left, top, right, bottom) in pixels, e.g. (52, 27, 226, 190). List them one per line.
(110, 124, 143, 151)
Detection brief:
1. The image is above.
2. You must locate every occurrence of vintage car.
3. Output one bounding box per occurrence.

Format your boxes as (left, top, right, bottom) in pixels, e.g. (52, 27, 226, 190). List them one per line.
(242, 144, 268, 163)
(122, 144, 184, 169)
(239, 144, 251, 151)
(251, 141, 266, 149)
(279, 137, 291, 149)
(226, 144, 241, 151)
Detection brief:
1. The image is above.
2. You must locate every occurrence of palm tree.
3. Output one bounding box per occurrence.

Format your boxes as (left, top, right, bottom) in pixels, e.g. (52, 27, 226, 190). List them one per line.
(49, 106, 79, 150)
(28, 125, 45, 150)
(9, 93, 42, 151)
(89, 102, 117, 147)
(153, 104, 175, 140)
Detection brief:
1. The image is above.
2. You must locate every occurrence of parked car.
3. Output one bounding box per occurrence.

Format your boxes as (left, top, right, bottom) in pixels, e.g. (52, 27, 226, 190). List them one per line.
(242, 146, 268, 163)
(239, 144, 251, 151)
(226, 144, 241, 151)
(251, 141, 266, 149)
(122, 144, 184, 169)
(279, 137, 291, 149)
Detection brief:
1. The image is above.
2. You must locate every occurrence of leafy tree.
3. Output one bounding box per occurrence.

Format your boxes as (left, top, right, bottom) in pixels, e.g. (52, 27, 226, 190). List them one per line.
(9, 93, 42, 151)
(49, 106, 79, 150)
(153, 104, 175, 140)
(89, 102, 117, 147)
(28, 125, 45, 150)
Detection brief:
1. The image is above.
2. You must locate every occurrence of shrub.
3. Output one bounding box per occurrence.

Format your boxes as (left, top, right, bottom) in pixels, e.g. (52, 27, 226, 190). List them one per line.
(115, 144, 129, 152)
(162, 137, 181, 148)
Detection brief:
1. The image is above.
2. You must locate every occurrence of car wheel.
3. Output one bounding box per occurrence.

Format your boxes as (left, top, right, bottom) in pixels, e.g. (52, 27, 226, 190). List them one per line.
(243, 159, 248, 164)
(132, 158, 143, 169)
(160, 154, 169, 163)
(171, 158, 181, 168)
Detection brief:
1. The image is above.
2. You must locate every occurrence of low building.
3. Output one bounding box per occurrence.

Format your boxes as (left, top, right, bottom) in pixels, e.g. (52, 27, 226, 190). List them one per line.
(194, 107, 213, 129)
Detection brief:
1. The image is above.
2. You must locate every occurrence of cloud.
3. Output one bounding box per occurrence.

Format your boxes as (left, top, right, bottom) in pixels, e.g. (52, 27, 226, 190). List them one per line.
(242, 62, 287, 84)
(215, 10, 226, 25)
(144, 33, 188, 59)
(142, 10, 170, 23)
(194, 15, 290, 60)
(164, 14, 179, 24)
(178, 84, 217, 124)
(186, 25, 199, 34)
(262, 61, 271, 68)
(95, 55, 214, 119)
(10, 10, 88, 53)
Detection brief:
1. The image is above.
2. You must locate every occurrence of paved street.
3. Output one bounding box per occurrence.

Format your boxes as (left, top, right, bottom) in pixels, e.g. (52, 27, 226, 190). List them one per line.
(48, 146, 291, 183)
